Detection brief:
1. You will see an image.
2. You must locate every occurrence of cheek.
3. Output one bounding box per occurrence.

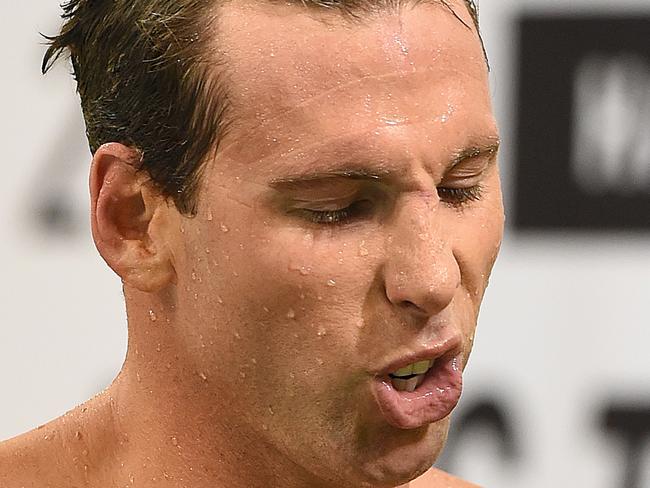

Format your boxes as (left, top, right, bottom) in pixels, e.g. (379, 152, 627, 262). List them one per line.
(457, 181, 504, 271)
(192, 214, 375, 362)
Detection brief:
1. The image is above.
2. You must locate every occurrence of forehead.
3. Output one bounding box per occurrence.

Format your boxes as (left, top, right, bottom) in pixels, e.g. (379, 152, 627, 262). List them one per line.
(214, 0, 492, 164)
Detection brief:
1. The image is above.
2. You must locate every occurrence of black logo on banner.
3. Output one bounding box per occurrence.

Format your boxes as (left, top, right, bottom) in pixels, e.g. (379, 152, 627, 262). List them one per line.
(514, 16, 650, 230)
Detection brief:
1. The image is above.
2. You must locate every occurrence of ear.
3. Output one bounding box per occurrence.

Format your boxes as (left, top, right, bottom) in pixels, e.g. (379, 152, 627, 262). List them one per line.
(90, 143, 177, 292)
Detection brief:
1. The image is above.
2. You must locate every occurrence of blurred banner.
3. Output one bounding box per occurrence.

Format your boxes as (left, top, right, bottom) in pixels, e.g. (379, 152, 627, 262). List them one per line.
(515, 16, 650, 230)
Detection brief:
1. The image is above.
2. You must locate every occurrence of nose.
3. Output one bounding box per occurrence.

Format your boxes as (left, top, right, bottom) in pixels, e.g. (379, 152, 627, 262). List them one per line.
(382, 194, 460, 319)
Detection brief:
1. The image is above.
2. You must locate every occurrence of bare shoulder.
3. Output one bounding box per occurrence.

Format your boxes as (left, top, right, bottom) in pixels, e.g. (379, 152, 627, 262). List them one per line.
(0, 398, 111, 488)
(409, 467, 481, 488)
(0, 427, 55, 487)
(0, 423, 81, 488)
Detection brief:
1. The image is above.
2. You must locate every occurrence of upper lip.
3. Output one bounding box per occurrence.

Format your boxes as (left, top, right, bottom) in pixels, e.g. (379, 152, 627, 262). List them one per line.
(371, 334, 463, 378)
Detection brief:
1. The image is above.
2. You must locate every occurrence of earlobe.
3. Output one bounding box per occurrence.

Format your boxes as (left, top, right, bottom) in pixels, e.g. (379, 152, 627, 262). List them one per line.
(90, 143, 176, 292)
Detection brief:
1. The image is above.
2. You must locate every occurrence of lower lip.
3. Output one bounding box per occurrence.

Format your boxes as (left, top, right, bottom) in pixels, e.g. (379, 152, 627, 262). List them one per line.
(370, 355, 463, 430)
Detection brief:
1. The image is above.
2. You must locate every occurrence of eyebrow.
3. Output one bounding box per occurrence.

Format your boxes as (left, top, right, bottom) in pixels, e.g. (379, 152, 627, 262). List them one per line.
(268, 141, 500, 189)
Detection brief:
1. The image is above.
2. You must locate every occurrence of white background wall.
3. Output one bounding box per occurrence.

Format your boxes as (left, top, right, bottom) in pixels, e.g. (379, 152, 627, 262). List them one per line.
(1, 1, 649, 487)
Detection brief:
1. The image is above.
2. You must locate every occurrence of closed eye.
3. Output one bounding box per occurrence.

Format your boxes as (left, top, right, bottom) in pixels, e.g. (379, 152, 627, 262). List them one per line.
(293, 199, 374, 226)
(294, 184, 483, 226)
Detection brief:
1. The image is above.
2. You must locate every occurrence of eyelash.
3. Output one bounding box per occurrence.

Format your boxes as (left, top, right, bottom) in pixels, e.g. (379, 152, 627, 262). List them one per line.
(298, 200, 373, 225)
(437, 185, 484, 206)
(299, 185, 483, 225)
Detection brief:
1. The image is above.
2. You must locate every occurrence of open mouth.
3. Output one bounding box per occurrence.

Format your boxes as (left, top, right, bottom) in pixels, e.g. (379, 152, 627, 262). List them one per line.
(388, 359, 435, 392)
(371, 351, 463, 430)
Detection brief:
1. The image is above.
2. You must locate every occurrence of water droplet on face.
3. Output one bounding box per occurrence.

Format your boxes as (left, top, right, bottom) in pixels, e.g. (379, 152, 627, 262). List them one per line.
(216, 295, 224, 304)
(251, 358, 257, 365)
(326, 279, 336, 287)
(220, 223, 229, 233)
(316, 358, 324, 365)
(263, 306, 270, 313)
(234, 331, 241, 340)
(289, 263, 312, 275)
(191, 271, 197, 281)
(286, 308, 296, 319)
(156, 344, 161, 352)
(199, 372, 208, 381)
(317, 327, 327, 337)
(193, 293, 199, 301)
(358, 240, 369, 256)
(262, 423, 269, 431)
(171, 436, 179, 447)
(148, 310, 157, 322)
(207, 210, 214, 221)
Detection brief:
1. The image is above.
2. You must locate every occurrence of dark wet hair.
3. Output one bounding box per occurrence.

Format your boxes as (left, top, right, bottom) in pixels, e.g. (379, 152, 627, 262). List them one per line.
(43, 0, 486, 215)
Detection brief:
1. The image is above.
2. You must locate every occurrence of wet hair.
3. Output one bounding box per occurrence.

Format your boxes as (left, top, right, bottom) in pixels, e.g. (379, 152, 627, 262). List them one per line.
(43, 0, 487, 215)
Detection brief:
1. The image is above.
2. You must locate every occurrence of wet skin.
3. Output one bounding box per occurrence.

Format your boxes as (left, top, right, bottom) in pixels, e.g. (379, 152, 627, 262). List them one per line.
(0, 1, 501, 487)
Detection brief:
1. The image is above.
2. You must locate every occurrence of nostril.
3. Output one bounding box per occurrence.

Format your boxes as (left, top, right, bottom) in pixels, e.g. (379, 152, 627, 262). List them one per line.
(402, 300, 425, 314)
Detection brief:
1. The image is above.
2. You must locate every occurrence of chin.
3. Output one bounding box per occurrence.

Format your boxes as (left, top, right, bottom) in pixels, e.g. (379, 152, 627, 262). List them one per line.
(353, 418, 450, 487)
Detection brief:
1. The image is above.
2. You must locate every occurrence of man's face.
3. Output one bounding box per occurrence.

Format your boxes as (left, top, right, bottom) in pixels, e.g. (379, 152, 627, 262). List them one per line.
(167, 0, 502, 485)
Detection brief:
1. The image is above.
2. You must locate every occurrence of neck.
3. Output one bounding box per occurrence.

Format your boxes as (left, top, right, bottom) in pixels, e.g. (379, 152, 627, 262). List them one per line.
(80, 313, 343, 488)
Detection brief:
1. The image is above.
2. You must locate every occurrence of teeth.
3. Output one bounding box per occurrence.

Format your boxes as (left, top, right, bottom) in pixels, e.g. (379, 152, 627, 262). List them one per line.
(392, 376, 420, 392)
(412, 359, 433, 374)
(392, 364, 414, 377)
(390, 359, 434, 377)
